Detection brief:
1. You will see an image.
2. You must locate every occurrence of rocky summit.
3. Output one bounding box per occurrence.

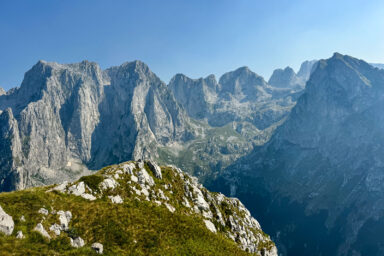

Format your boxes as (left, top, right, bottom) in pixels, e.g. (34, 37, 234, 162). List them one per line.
(214, 53, 384, 255)
(0, 160, 277, 256)
(268, 60, 317, 89)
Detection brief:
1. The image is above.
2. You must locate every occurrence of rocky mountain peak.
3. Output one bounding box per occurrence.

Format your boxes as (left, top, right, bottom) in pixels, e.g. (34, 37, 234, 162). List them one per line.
(68, 60, 103, 78)
(167, 73, 219, 120)
(219, 66, 267, 100)
(268, 66, 297, 88)
(0, 87, 5, 96)
(205, 73, 217, 82)
(219, 66, 264, 84)
(106, 60, 160, 91)
(114, 60, 152, 75)
(170, 73, 219, 91)
(307, 53, 384, 105)
(297, 59, 318, 81)
(220, 53, 384, 255)
(268, 60, 318, 89)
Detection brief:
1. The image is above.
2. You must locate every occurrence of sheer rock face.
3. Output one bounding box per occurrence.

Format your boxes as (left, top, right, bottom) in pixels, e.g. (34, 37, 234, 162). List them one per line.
(0, 87, 5, 96)
(0, 60, 194, 191)
(0, 108, 23, 191)
(89, 61, 194, 168)
(168, 74, 219, 120)
(220, 53, 384, 255)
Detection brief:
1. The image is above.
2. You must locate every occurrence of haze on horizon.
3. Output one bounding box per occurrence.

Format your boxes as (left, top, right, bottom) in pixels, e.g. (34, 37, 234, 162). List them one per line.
(0, 0, 383, 90)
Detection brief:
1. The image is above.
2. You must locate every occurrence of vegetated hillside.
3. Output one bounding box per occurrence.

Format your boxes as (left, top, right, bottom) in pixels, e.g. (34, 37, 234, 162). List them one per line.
(0, 160, 277, 256)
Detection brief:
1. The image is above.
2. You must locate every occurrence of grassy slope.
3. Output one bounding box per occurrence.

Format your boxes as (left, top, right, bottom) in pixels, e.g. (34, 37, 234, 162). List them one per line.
(0, 165, 253, 256)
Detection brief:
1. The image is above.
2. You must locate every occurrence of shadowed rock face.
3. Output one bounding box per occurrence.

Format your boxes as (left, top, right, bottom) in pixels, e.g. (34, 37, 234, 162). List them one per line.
(0, 60, 194, 191)
(215, 53, 384, 255)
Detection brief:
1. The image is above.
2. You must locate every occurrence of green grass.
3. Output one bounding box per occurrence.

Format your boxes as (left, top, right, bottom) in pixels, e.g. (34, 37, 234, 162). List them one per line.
(79, 174, 104, 193)
(0, 167, 254, 256)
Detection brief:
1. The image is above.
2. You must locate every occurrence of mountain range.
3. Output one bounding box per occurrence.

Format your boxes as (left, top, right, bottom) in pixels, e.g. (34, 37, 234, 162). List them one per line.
(0, 58, 315, 192)
(2, 53, 384, 255)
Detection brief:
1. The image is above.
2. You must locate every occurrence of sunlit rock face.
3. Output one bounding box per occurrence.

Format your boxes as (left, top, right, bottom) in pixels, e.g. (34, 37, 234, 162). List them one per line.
(0, 60, 194, 191)
(215, 53, 384, 255)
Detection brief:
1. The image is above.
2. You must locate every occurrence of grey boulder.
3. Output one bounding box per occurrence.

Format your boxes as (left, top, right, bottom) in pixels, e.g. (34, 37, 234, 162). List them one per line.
(0, 205, 14, 235)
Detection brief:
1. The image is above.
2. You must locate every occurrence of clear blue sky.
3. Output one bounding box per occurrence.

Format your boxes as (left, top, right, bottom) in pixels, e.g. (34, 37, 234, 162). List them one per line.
(1, 0, 384, 90)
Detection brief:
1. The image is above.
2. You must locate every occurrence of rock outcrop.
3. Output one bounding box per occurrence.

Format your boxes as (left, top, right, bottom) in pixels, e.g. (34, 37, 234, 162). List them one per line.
(91, 243, 103, 254)
(16, 230, 24, 239)
(0, 205, 14, 235)
(70, 237, 85, 248)
(34, 223, 50, 239)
